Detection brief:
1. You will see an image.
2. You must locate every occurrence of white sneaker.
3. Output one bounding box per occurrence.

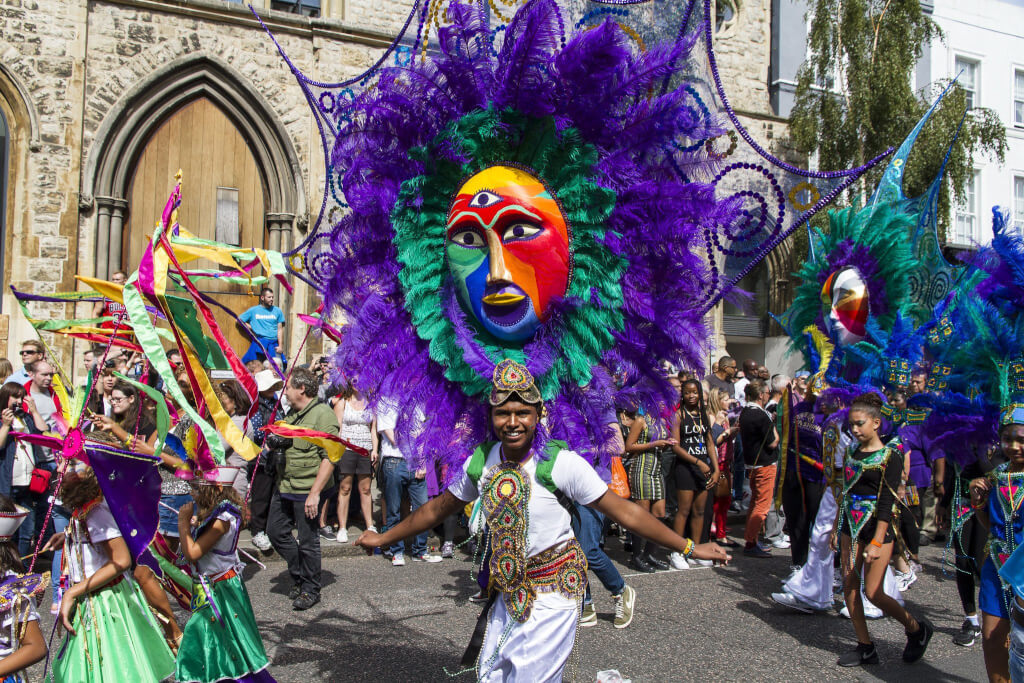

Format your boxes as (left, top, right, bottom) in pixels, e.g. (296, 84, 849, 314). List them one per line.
(839, 603, 883, 619)
(392, 553, 406, 566)
(770, 537, 791, 549)
(771, 591, 812, 614)
(692, 558, 714, 568)
(251, 531, 272, 551)
(336, 528, 349, 543)
(414, 553, 442, 563)
(669, 552, 689, 570)
(894, 569, 917, 591)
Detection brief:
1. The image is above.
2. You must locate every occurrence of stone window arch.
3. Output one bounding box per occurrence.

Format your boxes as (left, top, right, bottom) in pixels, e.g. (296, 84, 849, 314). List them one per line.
(82, 54, 305, 280)
(0, 63, 40, 317)
(714, 0, 740, 38)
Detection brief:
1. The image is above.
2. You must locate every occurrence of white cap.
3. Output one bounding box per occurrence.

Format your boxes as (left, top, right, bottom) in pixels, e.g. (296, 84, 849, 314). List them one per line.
(254, 370, 284, 393)
(210, 466, 243, 485)
(0, 507, 31, 542)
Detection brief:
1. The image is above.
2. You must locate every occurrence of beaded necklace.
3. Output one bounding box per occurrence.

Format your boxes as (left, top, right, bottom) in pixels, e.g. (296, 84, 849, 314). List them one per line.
(987, 462, 1024, 615)
(838, 445, 892, 541)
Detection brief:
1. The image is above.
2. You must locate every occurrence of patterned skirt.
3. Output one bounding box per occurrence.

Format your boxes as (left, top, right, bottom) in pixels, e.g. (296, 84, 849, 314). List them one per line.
(628, 452, 664, 501)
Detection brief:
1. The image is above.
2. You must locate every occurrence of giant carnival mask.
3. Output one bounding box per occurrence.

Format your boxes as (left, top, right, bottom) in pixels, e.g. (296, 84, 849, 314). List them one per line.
(821, 267, 869, 346)
(446, 165, 571, 343)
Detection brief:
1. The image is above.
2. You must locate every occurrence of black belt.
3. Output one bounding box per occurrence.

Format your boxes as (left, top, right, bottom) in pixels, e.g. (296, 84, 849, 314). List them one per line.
(1014, 597, 1024, 629)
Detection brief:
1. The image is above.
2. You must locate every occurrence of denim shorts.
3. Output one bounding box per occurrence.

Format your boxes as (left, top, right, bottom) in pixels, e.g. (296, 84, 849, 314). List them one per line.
(1011, 610, 1024, 683)
(159, 493, 193, 537)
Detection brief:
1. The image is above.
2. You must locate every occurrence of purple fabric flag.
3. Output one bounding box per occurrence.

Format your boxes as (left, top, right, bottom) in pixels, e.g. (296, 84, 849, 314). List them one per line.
(87, 447, 163, 574)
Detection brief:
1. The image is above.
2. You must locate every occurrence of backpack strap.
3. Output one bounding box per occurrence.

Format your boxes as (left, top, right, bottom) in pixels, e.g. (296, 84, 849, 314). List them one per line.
(466, 441, 497, 487)
(535, 440, 580, 526)
(535, 439, 568, 494)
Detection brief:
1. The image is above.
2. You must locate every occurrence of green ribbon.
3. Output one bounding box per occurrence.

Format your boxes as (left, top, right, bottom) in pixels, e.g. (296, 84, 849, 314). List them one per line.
(113, 371, 170, 457)
(122, 274, 226, 465)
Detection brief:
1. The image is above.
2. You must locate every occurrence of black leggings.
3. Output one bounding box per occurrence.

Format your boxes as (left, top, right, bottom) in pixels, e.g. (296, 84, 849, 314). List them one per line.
(780, 468, 826, 568)
(899, 500, 922, 556)
(954, 514, 987, 615)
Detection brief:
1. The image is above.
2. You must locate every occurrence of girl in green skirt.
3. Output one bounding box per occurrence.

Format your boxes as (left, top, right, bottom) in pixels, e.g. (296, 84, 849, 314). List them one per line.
(176, 466, 274, 683)
(51, 465, 175, 682)
(0, 496, 47, 683)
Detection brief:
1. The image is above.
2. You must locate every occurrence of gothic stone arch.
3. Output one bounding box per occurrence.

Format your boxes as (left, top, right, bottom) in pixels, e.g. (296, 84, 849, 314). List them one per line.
(82, 53, 305, 278)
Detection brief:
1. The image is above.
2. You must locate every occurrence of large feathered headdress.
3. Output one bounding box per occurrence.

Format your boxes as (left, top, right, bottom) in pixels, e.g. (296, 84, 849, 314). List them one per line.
(323, 0, 741, 472)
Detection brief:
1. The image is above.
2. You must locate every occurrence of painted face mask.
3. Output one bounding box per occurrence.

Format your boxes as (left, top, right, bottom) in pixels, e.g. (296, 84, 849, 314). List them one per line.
(821, 266, 868, 346)
(446, 166, 571, 343)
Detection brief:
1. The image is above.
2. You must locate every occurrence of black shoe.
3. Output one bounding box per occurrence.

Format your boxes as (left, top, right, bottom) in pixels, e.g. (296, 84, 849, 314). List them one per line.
(623, 542, 633, 553)
(837, 642, 878, 667)
(953, 618, 981, 647)
(743, 545, 771, 558)
(644, 553, 670, 571)
(629, 555, 656, 573)
(288, 584, 302, 600)
(903, 618, 934, 663)
(717, 538, 740, 548)
(918, 535, 932, 547)
(293, 592, 321, 611)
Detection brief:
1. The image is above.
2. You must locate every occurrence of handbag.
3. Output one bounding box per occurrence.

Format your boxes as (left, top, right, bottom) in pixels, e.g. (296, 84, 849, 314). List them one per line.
(609, 456, 630, 498)
(715, 471, 731, 498)
(29, 467, 52, 495)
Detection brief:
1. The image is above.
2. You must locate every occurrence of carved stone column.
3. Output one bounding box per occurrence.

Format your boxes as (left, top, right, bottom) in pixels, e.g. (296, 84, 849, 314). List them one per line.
(94, 196, 129, 279)
(265, 212, 295, 359)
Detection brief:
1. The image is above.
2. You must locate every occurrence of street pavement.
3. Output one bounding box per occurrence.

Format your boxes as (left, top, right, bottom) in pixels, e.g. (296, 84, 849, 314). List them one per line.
(29, 529, 988, 682)
(236, 531, 984, 682)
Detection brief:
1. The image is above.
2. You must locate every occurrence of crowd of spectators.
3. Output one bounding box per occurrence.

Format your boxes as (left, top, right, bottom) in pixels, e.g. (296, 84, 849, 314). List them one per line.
(0, 336, 947, 624)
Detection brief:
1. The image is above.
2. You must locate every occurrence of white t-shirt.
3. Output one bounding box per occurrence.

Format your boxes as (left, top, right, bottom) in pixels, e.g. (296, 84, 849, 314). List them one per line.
(196, 509, 241, 577)
(67, 501, 123, 584)
(10, 417, 34, 488)
(448, 444, 608, 558)
(375, 400, 402, 460)
(0, 570, 39, 658)
(734, 377, 750, 405)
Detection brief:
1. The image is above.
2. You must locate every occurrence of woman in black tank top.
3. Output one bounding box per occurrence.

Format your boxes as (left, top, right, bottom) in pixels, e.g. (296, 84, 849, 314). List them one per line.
(670, 379, 719, 555)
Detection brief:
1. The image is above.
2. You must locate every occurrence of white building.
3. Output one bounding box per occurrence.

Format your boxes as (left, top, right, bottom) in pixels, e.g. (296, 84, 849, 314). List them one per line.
(918, 0, 1024, 245)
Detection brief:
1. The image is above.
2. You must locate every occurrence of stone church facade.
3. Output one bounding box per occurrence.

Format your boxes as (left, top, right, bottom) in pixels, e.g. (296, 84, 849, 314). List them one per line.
(0, 0, 796, 379)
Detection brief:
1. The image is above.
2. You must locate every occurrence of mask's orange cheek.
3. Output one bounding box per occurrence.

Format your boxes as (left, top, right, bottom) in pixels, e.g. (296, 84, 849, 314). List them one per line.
(503, 232, 570, 319)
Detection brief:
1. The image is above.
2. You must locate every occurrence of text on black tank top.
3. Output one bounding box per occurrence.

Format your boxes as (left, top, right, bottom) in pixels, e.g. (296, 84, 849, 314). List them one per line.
(680, 409, 710, 464)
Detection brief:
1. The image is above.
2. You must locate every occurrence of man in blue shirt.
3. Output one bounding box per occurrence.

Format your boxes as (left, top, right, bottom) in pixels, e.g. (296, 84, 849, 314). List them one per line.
(240, 288, 286, 366)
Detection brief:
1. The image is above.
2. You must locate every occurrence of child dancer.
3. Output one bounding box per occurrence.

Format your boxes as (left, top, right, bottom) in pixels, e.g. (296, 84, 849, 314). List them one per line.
(176, 466, 274, 683)
(51, 464, 175, 682)
(832, 393, 932, 667)
(971, 418, 1024, 682)
(0, 497, 46, 682)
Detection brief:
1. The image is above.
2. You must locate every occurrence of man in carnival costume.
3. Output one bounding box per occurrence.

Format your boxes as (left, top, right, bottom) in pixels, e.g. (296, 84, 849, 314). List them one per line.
(356, 360, 728, 681)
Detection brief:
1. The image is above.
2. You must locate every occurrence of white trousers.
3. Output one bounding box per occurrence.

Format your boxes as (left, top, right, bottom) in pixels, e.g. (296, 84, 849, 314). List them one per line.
(783, 488, 904, 614)
(479, 592, 578, 683)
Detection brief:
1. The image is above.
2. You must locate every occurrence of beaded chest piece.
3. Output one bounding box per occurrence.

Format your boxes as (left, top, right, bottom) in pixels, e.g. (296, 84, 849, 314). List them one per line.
(840, 446, 893, 539)
(480, 460, 588, 624)
(482, 461, 534, 622)
(989, 464, 1024, 575)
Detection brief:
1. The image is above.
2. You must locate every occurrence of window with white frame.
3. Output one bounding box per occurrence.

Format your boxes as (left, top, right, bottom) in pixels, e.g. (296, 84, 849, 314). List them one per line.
(1015, 176, 1024, 234)
(1015, 68, 1024, 128)
(953, 171, 980, 245)
(955, 56, 980, 109)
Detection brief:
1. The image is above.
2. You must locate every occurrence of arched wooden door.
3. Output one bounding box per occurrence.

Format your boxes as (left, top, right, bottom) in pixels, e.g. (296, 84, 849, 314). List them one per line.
(127, 97, 267, 358)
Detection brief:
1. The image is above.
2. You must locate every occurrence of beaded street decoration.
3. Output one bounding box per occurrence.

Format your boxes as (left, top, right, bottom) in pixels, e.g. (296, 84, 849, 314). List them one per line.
(482, 462, 533, 623)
